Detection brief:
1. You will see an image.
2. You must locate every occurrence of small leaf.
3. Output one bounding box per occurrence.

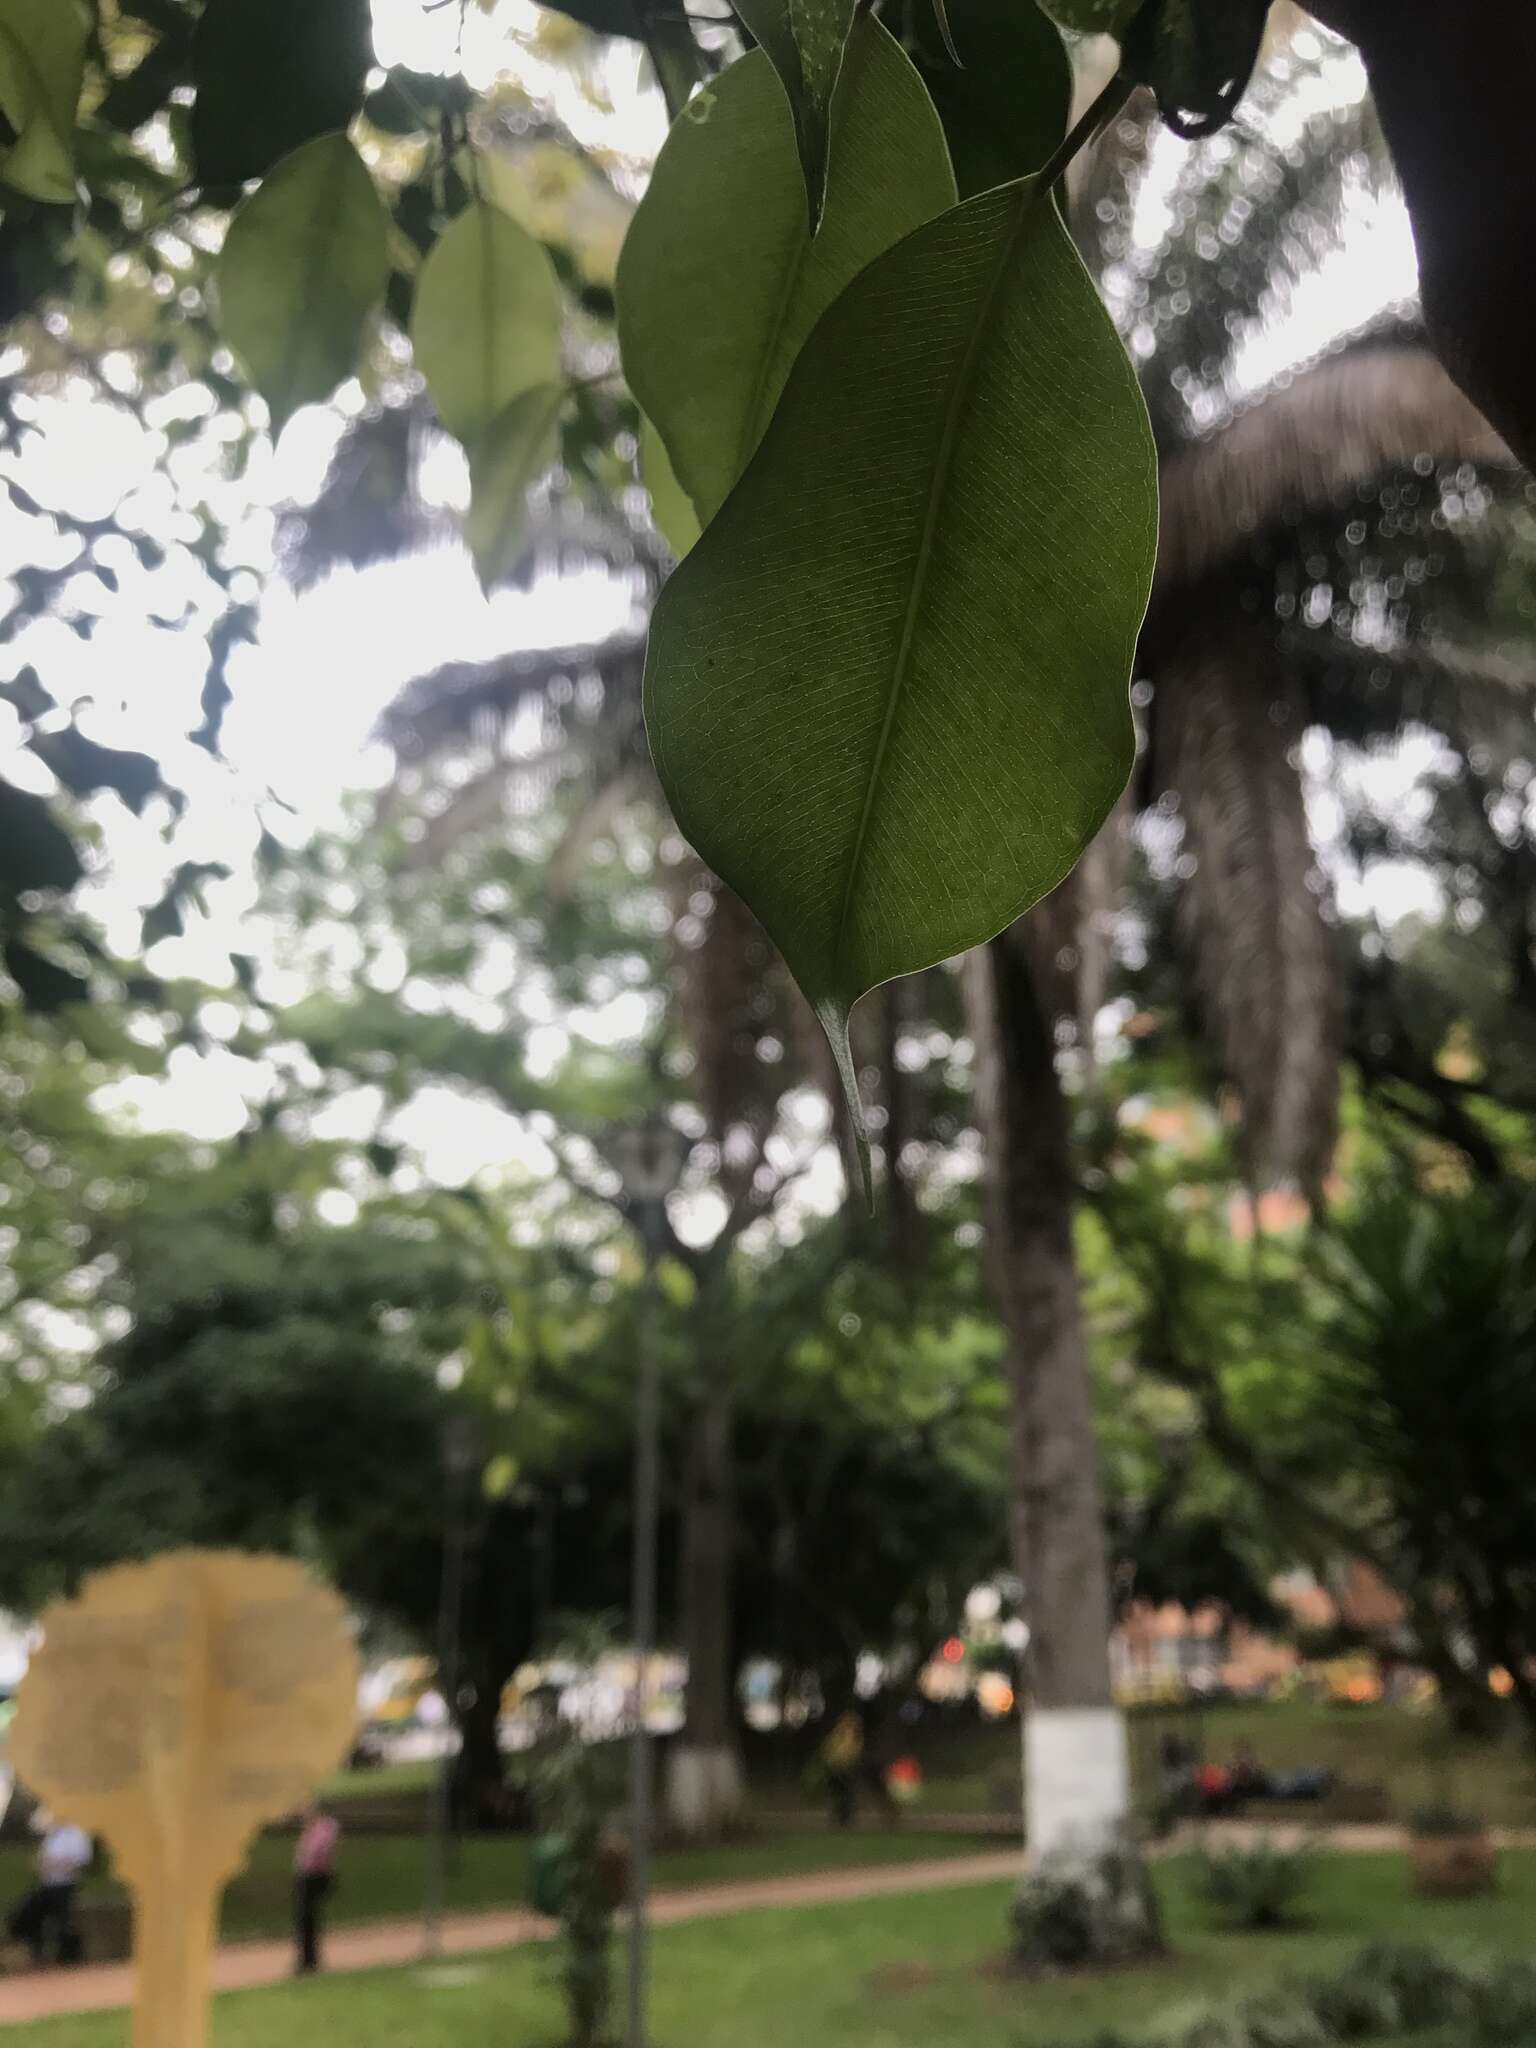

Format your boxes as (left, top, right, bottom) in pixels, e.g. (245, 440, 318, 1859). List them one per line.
(30, 727, 161, 812)
(733, 0, 857, 229)
(655, 1256, 697, 1308)
(910, 0, 1070, 199)
(1035, 0, 1140, 30)
(1123, 0, 1270, 137)
(930, 0, 962, 66)
(465, 382, 568, 591)
(215, 133, 388, 434)
(539, 0, 645, 34)
(643, 181, 1157, 1185)
(411, 198, 564, 444)
(0, 0, 87, 205)
(639, 415, 699, 560)
(0, 776, 81, 893)
(483, 1452, 519, 1499)
(191, 0, 373, 187)
(3, 936, 86, 1012)
(618, 18, 955, 526)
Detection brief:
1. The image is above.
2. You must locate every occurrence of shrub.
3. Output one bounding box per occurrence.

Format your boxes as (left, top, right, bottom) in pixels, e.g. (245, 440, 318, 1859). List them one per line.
(1011, 1843, 1164, 1971)
(1469, 1958, 1536, 2045)
(1343, 1942, 1477, 2032)
(1188, 1840, 1317, 1930)
(1408, 1805, 1485, 1838)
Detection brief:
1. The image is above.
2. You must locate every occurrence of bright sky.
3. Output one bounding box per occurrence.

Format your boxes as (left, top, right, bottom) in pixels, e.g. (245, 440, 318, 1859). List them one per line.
(0, 2, 1441, 1197)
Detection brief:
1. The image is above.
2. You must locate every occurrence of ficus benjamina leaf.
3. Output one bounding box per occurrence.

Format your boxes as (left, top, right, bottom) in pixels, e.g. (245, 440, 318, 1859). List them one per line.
(411, 198, 564, 445)
(1034, 0, 1140, 32)
(732, 0, 859, 230)
(643, 179, 1158, 1197)
(215, 133, 389, 435)
(0, 0, 88, 205)
(191, 0, 374, 187)
(909, 0, 1070, 200)
(639, 417, 700, 560)
(617, 17, 955, 527)
(465, 382, 568, 591)
(1122, 0, 1271, 138)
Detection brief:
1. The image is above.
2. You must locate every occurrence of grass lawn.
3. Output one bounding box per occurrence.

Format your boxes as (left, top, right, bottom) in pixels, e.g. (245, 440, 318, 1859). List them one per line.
(744, 1697, 1536, 1826)
(8, 1851, 1536, 2047)
(0, 1824, 989, 1945)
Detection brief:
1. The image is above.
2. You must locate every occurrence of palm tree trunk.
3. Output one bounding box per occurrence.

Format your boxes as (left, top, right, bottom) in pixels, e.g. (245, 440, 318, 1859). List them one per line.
(664, 1367, 743, 1837)
(964, 930, 1129, 1863)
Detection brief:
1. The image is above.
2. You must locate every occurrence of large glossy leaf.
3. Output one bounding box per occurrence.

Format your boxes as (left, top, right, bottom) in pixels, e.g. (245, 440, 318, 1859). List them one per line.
(191, 0, 373, 187)
(617, 18, 955, 526)
(733, 0, 858, 229)
(644, 181, 1157, 1173)
(411, 199, 564, 445)
(215, 134, 388, 434)
(465, 383, 568, 591)
(1036, 0, 1139, 29)
(1122, 0, 1270, 136)
(639, 417, 699, 560)
(909, 0, 1070, 199)
(0, 0, 87, 204)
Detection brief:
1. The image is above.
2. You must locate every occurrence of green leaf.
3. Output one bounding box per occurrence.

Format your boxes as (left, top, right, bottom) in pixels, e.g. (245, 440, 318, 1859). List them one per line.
(191, 0, 374, 187)
(617, 18, 955, 526)
(0, 0, 87, 205)
(465, 382, 568, 592)
(643, 181, 1157, 1189)
(1036, 0, 1140, 30)
(733, 0, 858, 230)
(483, 1452, 519, 1500)
(0, 776, 81, 893)
(639, 415, 699, 560)
(1123, 0, 1270, 137)
(3, 936, 86, 1012)
(411, 199, 564, 445)
(215, 133, 388, 435)
(655, 1256, 698, 1308)
(909, 0, 1070, 199)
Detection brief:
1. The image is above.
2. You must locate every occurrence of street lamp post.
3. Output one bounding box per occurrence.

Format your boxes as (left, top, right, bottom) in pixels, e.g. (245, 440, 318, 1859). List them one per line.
(423, 1413, 480, 1962)
(607, 1113, 688, 2048)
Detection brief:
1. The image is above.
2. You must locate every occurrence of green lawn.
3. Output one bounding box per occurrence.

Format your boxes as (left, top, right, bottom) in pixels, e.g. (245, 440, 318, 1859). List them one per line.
(0, 1824, 987, 1944)
(8, 1851, 1536, 2047)
(744, 1697, 1536, 1826)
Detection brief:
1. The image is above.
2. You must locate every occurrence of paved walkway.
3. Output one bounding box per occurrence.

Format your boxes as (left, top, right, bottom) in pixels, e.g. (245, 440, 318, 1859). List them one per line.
(0, 1851, 1021, 2024)
(10, 1823, 1536, 2026)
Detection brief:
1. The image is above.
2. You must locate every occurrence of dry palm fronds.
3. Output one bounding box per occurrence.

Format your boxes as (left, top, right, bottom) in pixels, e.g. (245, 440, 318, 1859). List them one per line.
(1151, 616, 1342, 1196)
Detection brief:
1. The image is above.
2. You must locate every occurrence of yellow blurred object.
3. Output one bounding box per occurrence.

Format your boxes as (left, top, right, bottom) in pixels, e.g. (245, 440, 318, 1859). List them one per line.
(1317, 1655, 1384, 1705)
(976, 1672, 1015, 1718)
(1490, 1666, 1515, 1698)
(11, 1551, 356, 2048)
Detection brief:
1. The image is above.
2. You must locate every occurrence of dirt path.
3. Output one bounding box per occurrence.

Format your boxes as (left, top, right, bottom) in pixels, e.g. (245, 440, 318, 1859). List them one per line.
(0, 1851, 1022, 2024)
(9, 1823, 1535, 2027)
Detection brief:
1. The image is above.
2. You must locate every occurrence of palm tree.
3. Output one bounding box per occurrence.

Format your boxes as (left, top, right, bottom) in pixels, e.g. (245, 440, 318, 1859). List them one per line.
(284, 9, 1529, 1875)
(964, 20, 1525, 1903)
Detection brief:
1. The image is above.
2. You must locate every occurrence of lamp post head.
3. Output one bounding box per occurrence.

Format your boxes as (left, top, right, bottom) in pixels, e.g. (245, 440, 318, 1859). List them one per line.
(443, 1414, 480, 1480)
(606, 1112, 689, 1223)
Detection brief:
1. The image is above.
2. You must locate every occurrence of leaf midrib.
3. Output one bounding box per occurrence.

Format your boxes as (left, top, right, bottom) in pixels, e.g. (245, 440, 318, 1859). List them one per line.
(829, 181, 1038, 981)
(274, 145, 358, 425)
(479, 200, 498, 434)
(735, 219, 815, 499)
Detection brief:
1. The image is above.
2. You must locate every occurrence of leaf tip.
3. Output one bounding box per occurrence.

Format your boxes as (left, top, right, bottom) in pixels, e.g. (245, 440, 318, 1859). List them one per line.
(817, 997, 873, 1212)
(931, 0, 963, 66)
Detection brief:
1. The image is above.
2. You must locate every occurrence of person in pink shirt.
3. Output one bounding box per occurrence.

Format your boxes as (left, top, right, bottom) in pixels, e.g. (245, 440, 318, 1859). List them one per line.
(292, 1803, 340, 1974)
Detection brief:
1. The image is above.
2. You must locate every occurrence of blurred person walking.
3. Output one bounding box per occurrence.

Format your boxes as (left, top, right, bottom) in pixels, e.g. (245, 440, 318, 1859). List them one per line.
(292, 1803, 340, 1974)
(820, 1712, 864, 1829)
(6, 1817, 91, 1966)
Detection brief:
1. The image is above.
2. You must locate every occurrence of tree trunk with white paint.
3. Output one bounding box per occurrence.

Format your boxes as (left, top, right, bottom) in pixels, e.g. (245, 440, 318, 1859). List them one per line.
(965, 930, 1159, 1962)
(664, 1372, 744, 1838)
